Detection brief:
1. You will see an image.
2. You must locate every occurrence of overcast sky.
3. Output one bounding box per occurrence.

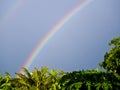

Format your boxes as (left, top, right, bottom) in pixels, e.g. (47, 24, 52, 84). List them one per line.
(0, 0, 120, 76)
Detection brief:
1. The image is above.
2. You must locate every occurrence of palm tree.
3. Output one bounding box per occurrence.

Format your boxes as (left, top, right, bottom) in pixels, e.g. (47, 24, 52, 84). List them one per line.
(15, 66, 65, 90)
(15, 67, 34, 89)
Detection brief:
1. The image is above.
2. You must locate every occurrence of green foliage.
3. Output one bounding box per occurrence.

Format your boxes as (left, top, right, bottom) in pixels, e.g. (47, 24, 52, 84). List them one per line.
(0, 72, 16, 90)
(99, 36, 120, 74)
(0, 36, 120, 90)
(14, 66, 65, 90)
(0, 67, 120, 90)
(59, 70, 120, 89)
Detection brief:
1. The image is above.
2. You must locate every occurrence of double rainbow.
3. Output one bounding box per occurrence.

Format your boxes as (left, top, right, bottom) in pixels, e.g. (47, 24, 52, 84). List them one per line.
(20, 0, 93, 73)
(1, 0, 94, 73)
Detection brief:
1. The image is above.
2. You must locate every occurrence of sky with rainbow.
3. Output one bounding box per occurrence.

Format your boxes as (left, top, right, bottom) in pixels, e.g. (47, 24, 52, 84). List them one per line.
(0, 0, 120, 76)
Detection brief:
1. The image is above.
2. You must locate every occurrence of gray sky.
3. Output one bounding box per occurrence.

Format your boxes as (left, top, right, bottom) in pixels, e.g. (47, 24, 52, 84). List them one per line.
(0, 0, 120, 76)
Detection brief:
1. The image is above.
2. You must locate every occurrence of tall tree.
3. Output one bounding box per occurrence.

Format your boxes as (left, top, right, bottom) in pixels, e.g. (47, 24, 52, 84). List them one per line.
(99, 36, 120, 74)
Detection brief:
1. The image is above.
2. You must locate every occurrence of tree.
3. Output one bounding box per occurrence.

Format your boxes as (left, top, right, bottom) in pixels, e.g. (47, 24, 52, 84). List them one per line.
(15, 66, 65, 90)
(99, 36, 120, 74)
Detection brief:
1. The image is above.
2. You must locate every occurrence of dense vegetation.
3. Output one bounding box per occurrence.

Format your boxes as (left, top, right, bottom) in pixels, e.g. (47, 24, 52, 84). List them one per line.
(0, 36, 120, 90)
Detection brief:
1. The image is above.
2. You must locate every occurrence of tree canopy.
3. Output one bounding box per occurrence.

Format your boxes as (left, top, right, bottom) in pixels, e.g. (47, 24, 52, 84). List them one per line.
(99, 36, 120, 74)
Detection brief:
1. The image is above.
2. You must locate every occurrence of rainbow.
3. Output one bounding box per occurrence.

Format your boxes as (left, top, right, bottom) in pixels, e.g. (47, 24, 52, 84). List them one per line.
(20, 0, 93, 73)
(0, 1, 25, 31)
